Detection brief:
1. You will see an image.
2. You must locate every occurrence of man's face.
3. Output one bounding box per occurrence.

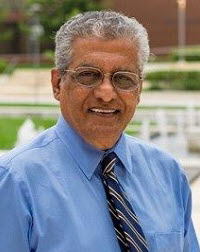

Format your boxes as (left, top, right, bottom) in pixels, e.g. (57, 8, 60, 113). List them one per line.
(51, 37, 142, 150)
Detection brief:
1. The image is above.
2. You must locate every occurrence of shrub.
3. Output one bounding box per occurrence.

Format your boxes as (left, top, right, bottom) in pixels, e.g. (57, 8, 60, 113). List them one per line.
(43, 50, 54, 63)
(146, 71, 200, 90)
(170, 46, 200, 62)
(0, 58, 7, 73)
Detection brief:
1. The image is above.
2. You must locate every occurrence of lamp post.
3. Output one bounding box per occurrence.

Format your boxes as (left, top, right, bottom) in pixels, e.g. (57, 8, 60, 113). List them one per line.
(177, 0, 186, 62)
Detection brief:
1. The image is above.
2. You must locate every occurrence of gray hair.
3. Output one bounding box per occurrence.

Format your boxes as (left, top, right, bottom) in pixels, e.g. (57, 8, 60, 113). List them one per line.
(55, 11, 150, 76)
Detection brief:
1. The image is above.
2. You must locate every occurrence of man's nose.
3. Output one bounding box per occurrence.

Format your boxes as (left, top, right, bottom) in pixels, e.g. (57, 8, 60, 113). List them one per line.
(93, 76, 117, 102)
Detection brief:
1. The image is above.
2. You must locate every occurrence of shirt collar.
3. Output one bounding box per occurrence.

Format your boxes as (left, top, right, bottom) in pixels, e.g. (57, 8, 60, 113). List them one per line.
(114, 133, 133, 175)
(55, 115, 132, 180)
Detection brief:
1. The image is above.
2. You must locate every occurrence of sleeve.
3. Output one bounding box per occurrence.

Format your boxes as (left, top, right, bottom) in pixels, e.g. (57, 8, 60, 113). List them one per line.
(0, 166, 32, 252)
(181, 173, 200, 252)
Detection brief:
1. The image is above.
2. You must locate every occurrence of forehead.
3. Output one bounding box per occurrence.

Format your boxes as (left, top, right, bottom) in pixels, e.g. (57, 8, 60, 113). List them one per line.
(70, 37, 138, 71)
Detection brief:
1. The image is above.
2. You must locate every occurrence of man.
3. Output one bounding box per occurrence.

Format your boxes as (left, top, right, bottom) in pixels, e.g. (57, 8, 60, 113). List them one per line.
(0, 11, 199, 252)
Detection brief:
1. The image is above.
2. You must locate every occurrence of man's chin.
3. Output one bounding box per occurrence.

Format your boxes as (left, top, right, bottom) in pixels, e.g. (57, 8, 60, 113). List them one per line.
(83, 129, 122, 150)
(90, 140, 117, 151)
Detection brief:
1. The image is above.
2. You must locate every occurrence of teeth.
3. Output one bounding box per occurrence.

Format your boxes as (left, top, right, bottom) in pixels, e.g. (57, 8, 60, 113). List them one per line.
(90, 108, 116, 113)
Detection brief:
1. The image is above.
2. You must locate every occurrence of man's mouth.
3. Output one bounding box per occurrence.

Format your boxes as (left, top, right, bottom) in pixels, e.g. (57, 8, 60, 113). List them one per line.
(89, 108, 120, 115)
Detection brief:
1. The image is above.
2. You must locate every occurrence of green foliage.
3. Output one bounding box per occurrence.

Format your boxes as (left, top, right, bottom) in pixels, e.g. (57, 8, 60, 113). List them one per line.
(43, 49, 54, 62)
(16, 63, 54, 68)
(0, 0, 103, 52)
(146, 70, 200, 90)
(170, 46, 200, 62)
(0, 30, 14, 42)
(26, 0, 103, 48)
(0, 103, 58, 107)
(0, 59, 8, 73)
(0, 7, 13, 42)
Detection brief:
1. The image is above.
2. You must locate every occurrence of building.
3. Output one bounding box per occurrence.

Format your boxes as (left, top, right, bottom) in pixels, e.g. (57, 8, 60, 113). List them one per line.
(107, 0, 200, 52)
(0, 0, 26, 54)
(0, 0, 199, 55)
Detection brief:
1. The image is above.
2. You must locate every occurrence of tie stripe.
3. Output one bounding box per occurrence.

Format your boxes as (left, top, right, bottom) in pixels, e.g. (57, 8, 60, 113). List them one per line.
(107, 185, 139, 224)
(108, 172, 119, 183)
(117, 209, 148, 249)
(103, 157, 117, 174)
(124, 232, 142, 252)
(115, 228, 129, 247)
(109, 204, 119, 219)
(101, 152, 149, 252)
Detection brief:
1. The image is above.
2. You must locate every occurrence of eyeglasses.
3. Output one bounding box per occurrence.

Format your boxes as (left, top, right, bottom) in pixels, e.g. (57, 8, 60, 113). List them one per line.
(64, 66, 141, 91)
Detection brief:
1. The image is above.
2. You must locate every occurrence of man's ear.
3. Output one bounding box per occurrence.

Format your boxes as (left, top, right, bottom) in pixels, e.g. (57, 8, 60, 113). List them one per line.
(51, 68, 62, 101)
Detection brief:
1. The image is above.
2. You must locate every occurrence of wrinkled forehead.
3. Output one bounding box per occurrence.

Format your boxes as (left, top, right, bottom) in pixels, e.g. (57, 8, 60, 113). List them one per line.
(69, 36, 139, 70)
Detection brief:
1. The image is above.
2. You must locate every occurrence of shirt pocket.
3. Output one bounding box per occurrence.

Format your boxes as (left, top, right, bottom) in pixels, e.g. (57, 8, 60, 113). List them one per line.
(153, 231, 184, 252)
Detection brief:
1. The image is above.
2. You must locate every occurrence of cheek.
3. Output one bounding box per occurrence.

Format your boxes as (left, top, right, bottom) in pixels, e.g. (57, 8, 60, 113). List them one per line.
(123, 93, 138, 113)
(60, 84, 90, 116)
(59, 84, 75, 118)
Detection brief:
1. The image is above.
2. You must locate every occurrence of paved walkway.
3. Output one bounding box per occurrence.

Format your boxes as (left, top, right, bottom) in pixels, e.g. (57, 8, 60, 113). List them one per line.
(140, 90, 200, 107)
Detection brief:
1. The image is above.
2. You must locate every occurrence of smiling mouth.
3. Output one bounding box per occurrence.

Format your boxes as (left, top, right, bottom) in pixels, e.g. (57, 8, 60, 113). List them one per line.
(89, 108, 120, 115)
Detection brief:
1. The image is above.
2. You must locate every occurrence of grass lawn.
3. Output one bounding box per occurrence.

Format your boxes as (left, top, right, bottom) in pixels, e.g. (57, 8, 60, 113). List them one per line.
(0, 116, 142, 150)
(0, 103, 59, 108)
(0, 116, 57, 149)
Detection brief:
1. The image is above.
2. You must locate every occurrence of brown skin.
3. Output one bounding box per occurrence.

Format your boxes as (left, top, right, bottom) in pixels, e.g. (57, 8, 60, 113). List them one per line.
(51, 37, 142, 150)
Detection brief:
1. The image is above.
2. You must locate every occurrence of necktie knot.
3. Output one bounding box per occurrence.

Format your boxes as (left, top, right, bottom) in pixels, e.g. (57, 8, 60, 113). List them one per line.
(101, 152, 117, 176)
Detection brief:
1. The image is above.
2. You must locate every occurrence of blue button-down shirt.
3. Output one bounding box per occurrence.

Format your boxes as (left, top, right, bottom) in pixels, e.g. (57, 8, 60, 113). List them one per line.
(0, 115, 199, 251)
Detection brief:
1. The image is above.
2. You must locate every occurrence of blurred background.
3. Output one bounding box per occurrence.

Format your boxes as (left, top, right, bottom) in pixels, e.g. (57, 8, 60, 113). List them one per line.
(0, 0, 199, 242)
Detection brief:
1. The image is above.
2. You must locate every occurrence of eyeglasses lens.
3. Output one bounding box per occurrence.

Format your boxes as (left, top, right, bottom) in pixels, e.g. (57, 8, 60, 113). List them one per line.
(75, 69, 101, 86)
(113, 72, 138, 90)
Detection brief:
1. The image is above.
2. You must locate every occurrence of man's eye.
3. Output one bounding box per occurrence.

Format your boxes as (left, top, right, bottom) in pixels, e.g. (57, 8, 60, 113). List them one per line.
(77, 71, 100, 83)
(114, 74, 133, 84)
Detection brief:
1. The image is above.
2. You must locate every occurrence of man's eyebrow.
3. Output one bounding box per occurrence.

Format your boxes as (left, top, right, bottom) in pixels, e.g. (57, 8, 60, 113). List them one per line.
(76, 64, 137, 73)
(76, 63, 95, 68)
(114, 67, 137, 72)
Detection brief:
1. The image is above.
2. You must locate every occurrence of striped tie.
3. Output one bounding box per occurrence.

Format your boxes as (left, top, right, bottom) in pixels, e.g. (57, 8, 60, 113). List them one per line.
(101, 152, 149, 252)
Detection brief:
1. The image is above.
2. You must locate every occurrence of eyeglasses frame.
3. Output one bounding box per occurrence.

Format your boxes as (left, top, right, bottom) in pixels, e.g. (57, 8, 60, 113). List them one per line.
(63, 66, 142, 92)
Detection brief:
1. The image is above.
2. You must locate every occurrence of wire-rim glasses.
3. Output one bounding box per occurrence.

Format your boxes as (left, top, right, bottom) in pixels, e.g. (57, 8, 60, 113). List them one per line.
(64, 66, 141, 91)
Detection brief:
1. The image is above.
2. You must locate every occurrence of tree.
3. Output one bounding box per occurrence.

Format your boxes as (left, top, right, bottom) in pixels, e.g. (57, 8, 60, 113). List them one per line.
(0, 0, 103, 54)
(26, 0, 103, 49)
